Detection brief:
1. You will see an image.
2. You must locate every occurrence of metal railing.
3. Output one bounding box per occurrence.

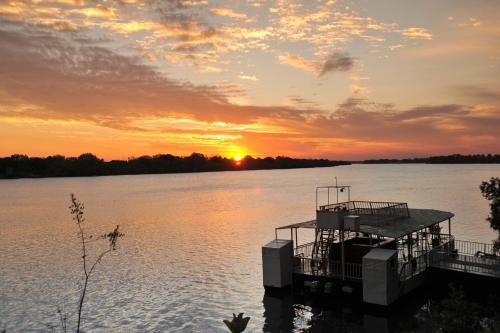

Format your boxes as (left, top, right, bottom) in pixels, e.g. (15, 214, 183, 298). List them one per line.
(453, 239, 496, 256)
(293, 257, 362, 280)
(399, 234, 455, 281)
(431, 253, 500, 276)
(340, 261, 363, 280)
(294, 242, 315, 258)
(429, 239, 500, 277)
(319, 201, 410, 217)
(399, 251, 429, 281)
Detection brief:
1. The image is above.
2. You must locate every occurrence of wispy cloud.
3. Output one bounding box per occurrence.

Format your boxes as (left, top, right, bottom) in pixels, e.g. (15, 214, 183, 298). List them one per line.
(238, 74, 258, 81)
(400, 27, 432, 40)
(69, 4, 115, 17)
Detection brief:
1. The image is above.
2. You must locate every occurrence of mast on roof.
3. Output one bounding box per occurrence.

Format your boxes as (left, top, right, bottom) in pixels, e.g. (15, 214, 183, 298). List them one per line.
(315, 178, 351, 210)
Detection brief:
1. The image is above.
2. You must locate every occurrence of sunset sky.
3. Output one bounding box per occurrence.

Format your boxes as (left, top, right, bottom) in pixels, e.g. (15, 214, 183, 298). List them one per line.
(0, 0, 499, 160)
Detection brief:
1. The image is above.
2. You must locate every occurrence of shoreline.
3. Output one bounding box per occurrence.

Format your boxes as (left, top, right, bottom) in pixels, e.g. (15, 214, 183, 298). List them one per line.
(2, 162, 500, 180)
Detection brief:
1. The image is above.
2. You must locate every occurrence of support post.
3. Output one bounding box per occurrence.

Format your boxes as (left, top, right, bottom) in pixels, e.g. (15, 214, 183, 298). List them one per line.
(316, 187, 318, 210)
(341, 228, 345, 280)
(408, 233, 413, 257)
(448, 218, 451, 238)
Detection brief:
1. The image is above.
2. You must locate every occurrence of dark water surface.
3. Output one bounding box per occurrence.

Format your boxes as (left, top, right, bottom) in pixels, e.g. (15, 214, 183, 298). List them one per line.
(1, 164, 499, 332)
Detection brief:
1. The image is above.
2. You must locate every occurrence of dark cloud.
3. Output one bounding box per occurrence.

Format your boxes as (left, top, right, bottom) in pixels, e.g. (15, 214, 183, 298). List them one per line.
(319, 52, 354, 76)
(155, 1, 209, 32)
(393, 104, 468, 120)
(312, 100, 500, 147)
(172, 40, 217, 52)
(454, 85, 500, 102)
(288, 95, 318, 108)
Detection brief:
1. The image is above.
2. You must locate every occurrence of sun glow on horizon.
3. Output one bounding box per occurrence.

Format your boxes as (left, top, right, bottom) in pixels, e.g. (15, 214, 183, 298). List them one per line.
(232, 155, 243, 166)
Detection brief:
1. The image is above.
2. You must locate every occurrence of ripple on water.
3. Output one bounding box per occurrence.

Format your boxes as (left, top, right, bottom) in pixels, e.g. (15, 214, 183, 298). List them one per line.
(1, 165, 499, 331)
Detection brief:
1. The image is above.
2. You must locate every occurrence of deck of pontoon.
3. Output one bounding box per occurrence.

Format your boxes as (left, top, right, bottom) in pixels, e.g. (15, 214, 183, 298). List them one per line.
(262, 185, 500, 306)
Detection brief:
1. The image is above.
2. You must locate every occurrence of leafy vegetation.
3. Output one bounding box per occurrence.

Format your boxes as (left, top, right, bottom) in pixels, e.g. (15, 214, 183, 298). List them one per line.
(363, 154, 500, 164)
(223, 313, 250, 333)
(480, 177, 500, 252)
(0, 153, 348, 178)
(411, 285, 500, 333)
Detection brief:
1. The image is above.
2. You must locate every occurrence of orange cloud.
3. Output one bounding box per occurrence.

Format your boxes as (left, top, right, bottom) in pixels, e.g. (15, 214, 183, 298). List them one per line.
(210, 8, 248, 20)
(69, 4, 115, 17)
(400, 27, 432, 40)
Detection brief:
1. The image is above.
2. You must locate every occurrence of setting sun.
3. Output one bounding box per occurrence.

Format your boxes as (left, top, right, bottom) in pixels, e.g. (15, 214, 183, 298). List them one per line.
(234, 156, 242, 161)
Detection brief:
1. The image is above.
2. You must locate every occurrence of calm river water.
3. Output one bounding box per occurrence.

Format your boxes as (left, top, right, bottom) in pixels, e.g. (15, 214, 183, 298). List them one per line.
(1, 164, 499, 332)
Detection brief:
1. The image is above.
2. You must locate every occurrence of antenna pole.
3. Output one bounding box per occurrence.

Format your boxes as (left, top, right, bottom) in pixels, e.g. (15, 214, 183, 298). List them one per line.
(335, 176, 339, 204)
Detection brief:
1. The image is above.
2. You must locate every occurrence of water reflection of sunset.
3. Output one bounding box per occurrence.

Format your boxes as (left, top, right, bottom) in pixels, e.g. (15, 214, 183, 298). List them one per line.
(2, 166, 498, 331)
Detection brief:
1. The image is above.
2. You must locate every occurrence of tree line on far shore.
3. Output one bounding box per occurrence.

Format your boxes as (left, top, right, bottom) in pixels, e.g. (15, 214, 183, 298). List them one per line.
(362, 154, 500, 164)
(0, 153, 349, 179)
(1, 153, 498, 179)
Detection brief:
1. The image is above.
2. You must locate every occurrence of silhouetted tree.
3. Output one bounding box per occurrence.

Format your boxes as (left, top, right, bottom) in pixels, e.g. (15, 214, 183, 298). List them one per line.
(363, 154, 500, 164)
(0, 153, 349, 178)
(480, 177, 500, 252)
(75, 153, 103, 176)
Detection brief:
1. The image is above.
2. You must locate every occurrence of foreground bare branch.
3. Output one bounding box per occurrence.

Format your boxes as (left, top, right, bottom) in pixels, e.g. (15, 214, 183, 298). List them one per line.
(68, 194, 124, 333)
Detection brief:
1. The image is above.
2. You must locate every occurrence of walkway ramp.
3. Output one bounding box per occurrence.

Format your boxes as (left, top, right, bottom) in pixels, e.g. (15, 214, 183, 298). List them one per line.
(431, 239, 500, 278)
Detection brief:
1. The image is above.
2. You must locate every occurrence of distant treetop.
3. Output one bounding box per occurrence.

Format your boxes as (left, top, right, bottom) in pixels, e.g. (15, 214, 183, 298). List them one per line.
(362, 154, 500, 164)
(0, 153, 349, 179)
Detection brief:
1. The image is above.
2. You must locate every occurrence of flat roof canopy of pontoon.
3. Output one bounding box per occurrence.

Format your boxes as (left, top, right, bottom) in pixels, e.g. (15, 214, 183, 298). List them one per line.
(276, 208, 454, 239)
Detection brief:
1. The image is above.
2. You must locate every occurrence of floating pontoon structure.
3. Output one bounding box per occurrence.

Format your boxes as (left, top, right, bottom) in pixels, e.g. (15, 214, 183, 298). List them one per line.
(262, 185, 500, 306)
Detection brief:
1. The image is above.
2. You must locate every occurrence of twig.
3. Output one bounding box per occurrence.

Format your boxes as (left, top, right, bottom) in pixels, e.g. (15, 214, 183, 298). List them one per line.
(68, 194, 124, 333)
